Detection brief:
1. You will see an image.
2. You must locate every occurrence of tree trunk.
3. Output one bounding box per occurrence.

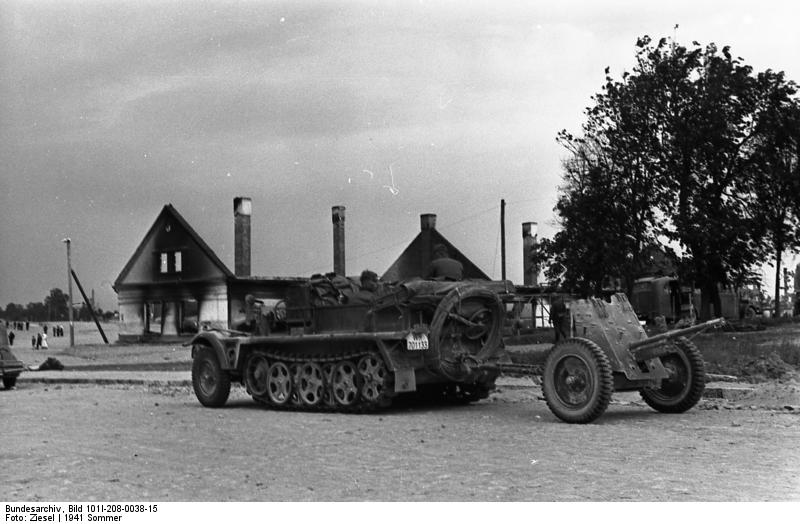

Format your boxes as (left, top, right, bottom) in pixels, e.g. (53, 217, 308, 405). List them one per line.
(774, 250, 782, 318)
(700, 282, 723, 320)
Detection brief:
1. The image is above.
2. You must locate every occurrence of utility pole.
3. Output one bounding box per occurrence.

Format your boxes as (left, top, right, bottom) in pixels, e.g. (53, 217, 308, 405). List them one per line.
(62, 238, 74, 347)
(500, 199, 506, 281)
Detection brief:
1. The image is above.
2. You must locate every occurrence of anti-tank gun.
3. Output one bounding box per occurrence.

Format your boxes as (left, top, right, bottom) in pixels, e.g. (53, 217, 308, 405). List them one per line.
(537, 293, 723, 423)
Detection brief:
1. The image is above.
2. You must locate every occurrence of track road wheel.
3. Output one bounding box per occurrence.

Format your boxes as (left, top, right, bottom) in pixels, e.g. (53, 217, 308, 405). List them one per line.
(245, 353, 270, 398)
(267, 362, 292, 406)
(297, 362, 325, 407)
(322, 363, 337, 407)
(332, 361, 361, 407)
(357, 354, 390, 407)
(640, 337, 706, 413)
(289, 364, 305, 406)
(542, 338, 613, 423)
(192, 346, 231, 408)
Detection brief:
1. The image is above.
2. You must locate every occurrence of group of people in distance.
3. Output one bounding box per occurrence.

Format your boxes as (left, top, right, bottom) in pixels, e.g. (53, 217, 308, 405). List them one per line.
(349, 244, 463, 306)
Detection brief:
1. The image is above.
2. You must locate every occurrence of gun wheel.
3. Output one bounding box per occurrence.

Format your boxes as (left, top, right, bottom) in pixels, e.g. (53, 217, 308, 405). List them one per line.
(266, 361, 292, 405)
(331, 361, 361, 407)
(542, 338, 613, 423)
(297, 362, 325, 407)
(640, 337, 705, 413)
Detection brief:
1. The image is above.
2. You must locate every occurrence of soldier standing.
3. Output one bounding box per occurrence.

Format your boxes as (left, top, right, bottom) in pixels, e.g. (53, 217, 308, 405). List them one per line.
(425, 244, 463, 281)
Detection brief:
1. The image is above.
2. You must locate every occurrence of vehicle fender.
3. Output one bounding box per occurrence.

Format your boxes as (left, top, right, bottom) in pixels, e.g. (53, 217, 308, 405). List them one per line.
(187, 332, 235, 370)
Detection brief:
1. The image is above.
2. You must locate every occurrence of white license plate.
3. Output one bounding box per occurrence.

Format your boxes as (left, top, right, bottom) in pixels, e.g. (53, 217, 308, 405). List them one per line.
(406, 333, 429, 351)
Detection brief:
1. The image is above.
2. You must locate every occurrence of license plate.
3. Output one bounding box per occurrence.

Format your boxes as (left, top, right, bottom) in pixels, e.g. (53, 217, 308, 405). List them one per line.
(406, 333, 429, 351)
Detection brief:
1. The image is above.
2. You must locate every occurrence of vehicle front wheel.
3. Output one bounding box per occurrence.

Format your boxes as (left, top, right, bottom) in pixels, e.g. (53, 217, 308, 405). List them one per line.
(640, 337, 705, 413)
(192, 346, 231, 407)
(542, 338, 613, 424)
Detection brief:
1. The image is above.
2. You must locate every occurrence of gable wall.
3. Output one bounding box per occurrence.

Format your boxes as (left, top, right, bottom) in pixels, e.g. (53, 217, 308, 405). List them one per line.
(119, 214, 228, 286)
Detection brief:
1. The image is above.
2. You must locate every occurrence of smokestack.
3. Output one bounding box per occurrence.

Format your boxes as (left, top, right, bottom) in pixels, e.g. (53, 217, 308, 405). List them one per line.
(420, 213, 437, 231)
(332, 205, 345, 275)
(234, 197, 252, 277)
(522, 222, 538, 286)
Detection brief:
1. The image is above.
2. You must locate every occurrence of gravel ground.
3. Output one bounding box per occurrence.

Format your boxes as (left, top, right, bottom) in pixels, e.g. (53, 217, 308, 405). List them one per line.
(2, 381, 798, 502)
(4, 321, 799, 502)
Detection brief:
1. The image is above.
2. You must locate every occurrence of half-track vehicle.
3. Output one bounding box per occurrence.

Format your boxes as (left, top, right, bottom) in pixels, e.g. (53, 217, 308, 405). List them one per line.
(188, 276, 515, 412)
(534, 293, 722, 423)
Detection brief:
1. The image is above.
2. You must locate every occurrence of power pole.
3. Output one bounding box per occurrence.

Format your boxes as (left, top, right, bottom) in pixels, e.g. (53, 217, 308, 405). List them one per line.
(62, 238, 74, 347)
(500, 199, 506, 281)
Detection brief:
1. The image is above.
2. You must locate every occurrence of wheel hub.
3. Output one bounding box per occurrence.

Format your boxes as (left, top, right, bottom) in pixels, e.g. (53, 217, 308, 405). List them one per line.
(199, 362, 217, 395)
(554, 356, 593, 407)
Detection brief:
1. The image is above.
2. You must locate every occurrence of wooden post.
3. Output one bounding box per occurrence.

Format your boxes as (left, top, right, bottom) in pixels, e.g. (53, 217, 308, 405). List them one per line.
(63, 238, 74, 347)
(71, 269, 109, 344)
(501, 199, 506, 281)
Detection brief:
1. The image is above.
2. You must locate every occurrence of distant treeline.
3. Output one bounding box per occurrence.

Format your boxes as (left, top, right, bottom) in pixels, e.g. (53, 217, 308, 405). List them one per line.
(1, 287, 117, 322)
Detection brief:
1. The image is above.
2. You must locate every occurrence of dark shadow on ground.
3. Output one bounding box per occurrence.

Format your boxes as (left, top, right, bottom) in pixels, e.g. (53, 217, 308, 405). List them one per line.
(66, 362, 191, 372)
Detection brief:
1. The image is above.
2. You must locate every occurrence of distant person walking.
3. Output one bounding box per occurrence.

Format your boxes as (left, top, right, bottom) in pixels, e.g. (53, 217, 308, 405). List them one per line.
(35, 332, 42, 349)
(7, 331, 14, 346)
(31, 335, 36, 348)
(40, 332, 48, 350)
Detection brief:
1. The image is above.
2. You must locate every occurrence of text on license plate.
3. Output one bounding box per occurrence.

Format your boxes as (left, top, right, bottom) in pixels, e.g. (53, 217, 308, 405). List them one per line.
(406, 333, 429, 351)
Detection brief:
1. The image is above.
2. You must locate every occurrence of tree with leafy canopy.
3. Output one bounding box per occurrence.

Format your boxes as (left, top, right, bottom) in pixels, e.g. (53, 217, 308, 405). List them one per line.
(748, 70, 800, 317)
(545, 35, 800, 319)
(44, 288, 69, 321)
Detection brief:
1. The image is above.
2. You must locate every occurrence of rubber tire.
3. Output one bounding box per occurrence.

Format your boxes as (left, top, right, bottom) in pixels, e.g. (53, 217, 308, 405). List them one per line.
(3, 375, 18, 389)
(192, 346, 231, 408)
(542, 338, 613, 424)
(640, 337, 705, 413)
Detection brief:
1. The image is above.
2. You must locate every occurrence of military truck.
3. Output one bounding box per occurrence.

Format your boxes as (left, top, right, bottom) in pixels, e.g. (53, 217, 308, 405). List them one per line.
(631, 276, 762, 322)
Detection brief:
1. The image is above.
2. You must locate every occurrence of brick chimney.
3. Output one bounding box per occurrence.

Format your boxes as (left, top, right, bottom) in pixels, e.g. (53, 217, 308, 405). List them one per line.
(522, 221, 538, 285)
(419, 213, 437, 273)
(234, 197, 252, 277)
(420, 213, 437, 230)
(332, 205, 345, 275)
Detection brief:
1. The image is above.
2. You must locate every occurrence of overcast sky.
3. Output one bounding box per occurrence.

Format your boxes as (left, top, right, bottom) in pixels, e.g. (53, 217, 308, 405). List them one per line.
(1, 0, 798, 311)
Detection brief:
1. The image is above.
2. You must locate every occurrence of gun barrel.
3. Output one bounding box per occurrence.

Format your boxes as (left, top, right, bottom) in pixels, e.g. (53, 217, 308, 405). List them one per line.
(629, 317, 726, 351)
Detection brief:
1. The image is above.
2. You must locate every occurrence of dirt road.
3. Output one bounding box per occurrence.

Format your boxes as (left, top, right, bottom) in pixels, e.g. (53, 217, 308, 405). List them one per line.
(3, 382, 798, 501)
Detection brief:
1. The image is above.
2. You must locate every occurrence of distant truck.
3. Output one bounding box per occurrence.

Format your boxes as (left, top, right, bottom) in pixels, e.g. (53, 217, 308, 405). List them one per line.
(630, 276, 762, 323)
